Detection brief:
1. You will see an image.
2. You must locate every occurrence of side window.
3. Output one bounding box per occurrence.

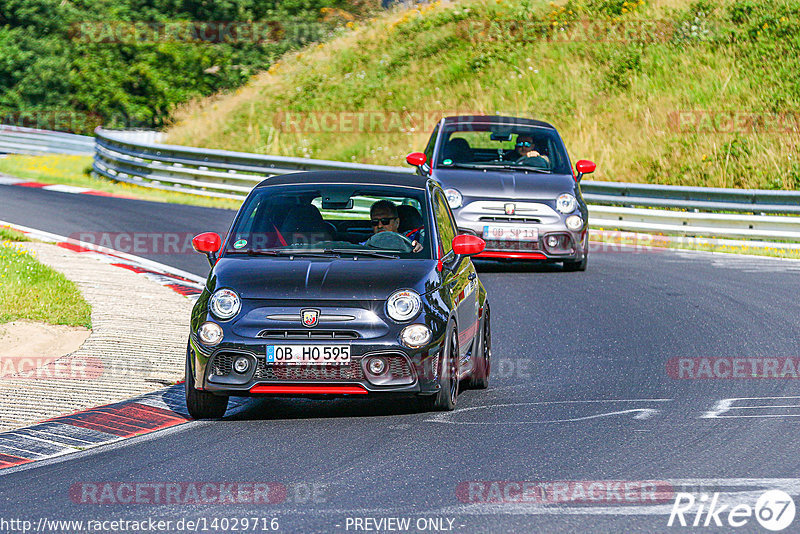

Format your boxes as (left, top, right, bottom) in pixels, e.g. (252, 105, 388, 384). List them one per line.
(434, 191, 457, 254)
(424, 124, 439, 163)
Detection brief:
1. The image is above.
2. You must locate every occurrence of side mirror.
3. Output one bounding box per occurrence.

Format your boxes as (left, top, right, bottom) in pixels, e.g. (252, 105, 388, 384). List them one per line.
(192, 232, 221, 266)
(452, 234, 485, 257)
(575, 160, 596, 182)
(406, 152, 427, 167)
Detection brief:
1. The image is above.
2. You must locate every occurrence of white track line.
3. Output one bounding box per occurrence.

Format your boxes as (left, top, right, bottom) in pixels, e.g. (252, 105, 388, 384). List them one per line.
(0, 219, 205, 286)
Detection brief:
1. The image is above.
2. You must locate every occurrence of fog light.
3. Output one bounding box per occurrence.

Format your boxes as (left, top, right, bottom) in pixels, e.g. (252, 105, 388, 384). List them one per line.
(198, 322, 223, 346)
(400, 324, 432, 349)
(566, 215, 583, 231)
(546, 235, 559, 248)
(233, 356, 250, 374)
(367, 357, 387, 375)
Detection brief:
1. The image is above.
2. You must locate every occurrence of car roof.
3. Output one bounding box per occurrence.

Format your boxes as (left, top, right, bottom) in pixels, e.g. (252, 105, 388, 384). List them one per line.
(254, 170, 429, 190)
(442, 115, 556, 130)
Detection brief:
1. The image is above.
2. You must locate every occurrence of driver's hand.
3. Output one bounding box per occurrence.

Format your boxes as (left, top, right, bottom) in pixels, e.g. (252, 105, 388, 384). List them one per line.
(412, 240, 423, 253)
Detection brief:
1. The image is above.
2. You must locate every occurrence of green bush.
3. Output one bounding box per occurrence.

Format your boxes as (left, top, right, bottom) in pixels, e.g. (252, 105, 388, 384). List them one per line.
(0, 0, 383, 133)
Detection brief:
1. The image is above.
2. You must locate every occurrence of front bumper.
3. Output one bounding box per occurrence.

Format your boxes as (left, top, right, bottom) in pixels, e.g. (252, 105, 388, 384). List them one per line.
(188, 335, 446, 398)
(459, 221, 587, 261)
(454, 200, 587, 261)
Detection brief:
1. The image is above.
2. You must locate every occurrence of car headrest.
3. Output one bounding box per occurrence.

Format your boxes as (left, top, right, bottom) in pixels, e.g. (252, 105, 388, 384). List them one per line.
(397, 205, 424, 233)
(443, 137, 473, 163)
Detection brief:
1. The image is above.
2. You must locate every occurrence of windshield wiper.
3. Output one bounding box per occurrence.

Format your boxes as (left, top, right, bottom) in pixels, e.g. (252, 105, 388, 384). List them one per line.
(330, 249, 399, 259)
(229, 248, 398, 259)
(439, 162, 484, 170)
(472, 163, 552, 173)
(228, 249, 338, 258)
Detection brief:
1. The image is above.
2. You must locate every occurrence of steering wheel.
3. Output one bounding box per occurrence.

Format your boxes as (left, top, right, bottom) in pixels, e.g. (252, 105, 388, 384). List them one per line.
(518, 156, 548, 168)
(364, 231, 414, 253)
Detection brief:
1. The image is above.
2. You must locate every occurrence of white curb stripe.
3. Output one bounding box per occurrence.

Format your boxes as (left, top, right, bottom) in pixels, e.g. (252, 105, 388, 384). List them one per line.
(41, 184, 93, 194)
(0, 219, 205, 287)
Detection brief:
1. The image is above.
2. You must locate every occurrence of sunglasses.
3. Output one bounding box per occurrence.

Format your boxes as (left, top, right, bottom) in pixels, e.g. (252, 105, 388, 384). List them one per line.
(370, 217, 398, 226)
(516, 141, 533, 148)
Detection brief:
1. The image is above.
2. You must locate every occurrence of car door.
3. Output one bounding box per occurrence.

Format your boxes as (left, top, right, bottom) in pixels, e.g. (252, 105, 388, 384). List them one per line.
(433, 190, 475, 361)
(442, 191, 480, 364)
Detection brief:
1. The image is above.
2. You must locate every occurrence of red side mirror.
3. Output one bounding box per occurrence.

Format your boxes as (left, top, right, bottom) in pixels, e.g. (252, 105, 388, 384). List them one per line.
(575, 160, 596, 182)
(452, 234, 485, 257)
(406, 152, 427, 167)
(576, 160, 596, 175)
(192, 232, 221, 254)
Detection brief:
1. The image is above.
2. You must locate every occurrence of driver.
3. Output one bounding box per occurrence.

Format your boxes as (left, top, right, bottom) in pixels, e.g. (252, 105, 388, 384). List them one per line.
(506, 135, 543, 161)
(369, 200, 423, 253)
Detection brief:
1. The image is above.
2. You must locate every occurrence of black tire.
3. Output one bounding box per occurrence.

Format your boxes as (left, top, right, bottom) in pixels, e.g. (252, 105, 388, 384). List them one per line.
(419, 322, 460, 412)
(563, 254, 587, 271)
(468, 305, 491, 389)
(185, 345, 228, 419)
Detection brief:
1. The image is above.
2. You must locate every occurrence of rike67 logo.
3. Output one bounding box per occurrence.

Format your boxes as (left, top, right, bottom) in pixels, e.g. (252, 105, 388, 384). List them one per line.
(668, 490, 796, 531)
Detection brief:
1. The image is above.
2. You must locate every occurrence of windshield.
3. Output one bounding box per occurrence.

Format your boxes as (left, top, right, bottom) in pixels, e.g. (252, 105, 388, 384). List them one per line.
(436, 123, 572, 174)
(225, 184, 431, 259)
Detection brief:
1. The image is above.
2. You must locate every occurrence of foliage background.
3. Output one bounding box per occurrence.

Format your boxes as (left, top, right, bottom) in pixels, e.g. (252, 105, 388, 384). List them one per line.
(166, 0, 800, 189)
(0, 0, 381, 133)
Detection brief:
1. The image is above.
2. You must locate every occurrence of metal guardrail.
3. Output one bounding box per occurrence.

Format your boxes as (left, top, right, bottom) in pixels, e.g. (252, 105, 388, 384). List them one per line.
(0, 125, 95, 156)
(92, 128, 410, 200)
(590, 206, 800, 241)
(583, 182, 800, 215)
(90, 128, 800, 242)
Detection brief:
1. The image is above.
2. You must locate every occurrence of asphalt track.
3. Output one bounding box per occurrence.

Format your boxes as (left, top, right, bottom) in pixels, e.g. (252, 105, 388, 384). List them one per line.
(2, 184, 800, 533)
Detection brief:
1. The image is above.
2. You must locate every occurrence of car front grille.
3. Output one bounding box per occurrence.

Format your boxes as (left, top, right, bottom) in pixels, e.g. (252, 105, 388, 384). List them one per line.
(253, 354, 413, 382)
(479, 216, 542, 224)
(256, 329, 360, 340)
(255, 361, 366, 381)
(211, 352, 235, 376)
(212, 352, 413, 382)
(386, 355, 413, 379)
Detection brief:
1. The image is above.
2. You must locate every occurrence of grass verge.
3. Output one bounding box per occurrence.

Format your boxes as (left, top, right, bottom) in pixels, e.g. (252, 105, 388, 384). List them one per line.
(0, 227, 30, 242)
(0, 154, 241, 210)
(166, 0, 800, 191)
(0, 234, 92, 328)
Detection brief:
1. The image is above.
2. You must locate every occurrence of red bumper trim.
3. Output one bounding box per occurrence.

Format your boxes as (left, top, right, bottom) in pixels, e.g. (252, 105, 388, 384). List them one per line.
(249, 384, 368, 395)
(477, 251, 548, 260)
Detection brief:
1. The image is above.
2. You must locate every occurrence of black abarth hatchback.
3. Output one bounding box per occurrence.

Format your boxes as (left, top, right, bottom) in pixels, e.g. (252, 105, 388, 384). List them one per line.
(186, 171, 491, 418)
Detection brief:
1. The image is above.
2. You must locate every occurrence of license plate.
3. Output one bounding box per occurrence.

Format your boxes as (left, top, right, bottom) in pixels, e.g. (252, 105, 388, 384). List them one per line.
(265, 345, 351, 365)
(483, 225, 539, 242)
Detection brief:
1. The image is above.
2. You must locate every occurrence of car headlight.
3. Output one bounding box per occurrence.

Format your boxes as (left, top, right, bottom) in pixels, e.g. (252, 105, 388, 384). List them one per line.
(444, 189, 463, 209)
(400, 324, 432, 348)
(556, 193, 577, 214)
(198, 321, 223, 346)
(566, 215, 584, 231)
(209, 288, 241, 320)
(387, 289, 422, 322)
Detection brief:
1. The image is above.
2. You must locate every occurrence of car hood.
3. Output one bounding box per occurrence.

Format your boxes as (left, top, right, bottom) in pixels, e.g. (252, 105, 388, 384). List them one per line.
(209, 257, 440, 301)
(433, 169, 577, 200)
